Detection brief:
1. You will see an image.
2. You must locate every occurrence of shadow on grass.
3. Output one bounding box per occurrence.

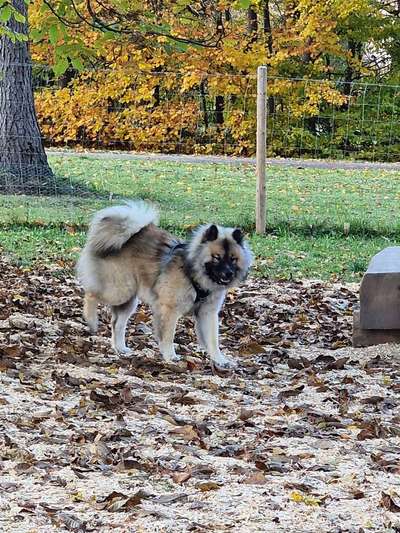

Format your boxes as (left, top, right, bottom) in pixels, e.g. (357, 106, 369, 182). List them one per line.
(0, 171, 133, 228)
(0, 170, 114, 198)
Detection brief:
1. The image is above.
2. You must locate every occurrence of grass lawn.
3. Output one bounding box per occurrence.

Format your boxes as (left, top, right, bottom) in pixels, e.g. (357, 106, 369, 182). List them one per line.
(0, 155, 399, 280)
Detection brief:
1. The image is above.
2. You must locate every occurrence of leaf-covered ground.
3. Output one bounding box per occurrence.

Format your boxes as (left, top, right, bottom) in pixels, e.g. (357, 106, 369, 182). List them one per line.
(1, 258, 400, 532)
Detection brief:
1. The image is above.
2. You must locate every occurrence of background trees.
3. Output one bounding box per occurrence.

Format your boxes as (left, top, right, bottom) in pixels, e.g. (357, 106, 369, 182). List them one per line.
(1, 0, 399, 165)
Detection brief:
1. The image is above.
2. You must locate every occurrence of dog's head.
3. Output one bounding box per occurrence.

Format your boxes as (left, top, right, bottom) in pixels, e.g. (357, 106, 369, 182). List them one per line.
(187, 224, 252, 290)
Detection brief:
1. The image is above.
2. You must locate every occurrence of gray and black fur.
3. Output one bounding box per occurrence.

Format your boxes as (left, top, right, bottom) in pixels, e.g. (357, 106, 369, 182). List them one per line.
(77, 200, 252, 370)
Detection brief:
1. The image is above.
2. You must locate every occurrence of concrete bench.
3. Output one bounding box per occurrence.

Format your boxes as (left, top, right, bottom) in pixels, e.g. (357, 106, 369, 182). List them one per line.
(353, 246, 400, 347)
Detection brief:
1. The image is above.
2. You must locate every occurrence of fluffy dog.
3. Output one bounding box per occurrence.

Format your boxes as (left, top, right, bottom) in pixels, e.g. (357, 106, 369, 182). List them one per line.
(77, 200, 252, 370)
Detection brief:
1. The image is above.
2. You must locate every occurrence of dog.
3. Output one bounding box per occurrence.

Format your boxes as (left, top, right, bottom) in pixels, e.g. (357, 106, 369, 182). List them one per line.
(77, 200, 252, 370)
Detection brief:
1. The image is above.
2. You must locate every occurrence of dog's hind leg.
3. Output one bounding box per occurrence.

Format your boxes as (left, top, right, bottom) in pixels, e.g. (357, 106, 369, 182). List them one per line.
(111, 296, 138, 355)
(84, 293, 99, 333)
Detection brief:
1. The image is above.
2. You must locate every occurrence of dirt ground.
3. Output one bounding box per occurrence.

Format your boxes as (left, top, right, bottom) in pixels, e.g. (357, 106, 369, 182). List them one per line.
(1, 258, 400, 533)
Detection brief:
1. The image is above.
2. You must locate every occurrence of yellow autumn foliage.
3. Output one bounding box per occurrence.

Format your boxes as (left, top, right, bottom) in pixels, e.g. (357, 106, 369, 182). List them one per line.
(29, 0, 390, 156)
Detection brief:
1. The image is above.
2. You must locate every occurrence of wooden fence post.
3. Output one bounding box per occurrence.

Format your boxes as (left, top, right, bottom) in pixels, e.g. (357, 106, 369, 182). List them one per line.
(256, 65, 267, 234)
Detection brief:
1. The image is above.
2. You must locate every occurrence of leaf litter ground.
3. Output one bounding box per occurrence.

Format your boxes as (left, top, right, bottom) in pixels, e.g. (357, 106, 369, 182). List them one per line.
(1, 258, 400, 532)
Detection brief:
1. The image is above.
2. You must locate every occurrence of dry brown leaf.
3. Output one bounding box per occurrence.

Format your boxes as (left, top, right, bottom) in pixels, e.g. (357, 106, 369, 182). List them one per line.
(172, 469, 192, 484)
(169, 425, 198, 442)
(98, 490, 151, 512)
(152, 493, 188, 505)
(1, 344, 24, 357)
(243, 471, 267, 485)
(239, 407, 256, 421)
(196, 481, 221, 492)
(238, 341, 266, 356)
(380, 492, 400, 512)
(278, 384, 305, 400)
(55, 512, 86, 531)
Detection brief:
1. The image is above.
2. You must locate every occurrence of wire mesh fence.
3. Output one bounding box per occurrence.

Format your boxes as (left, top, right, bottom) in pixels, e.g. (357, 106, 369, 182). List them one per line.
(29, 66, 400, 162)
(267, 77, 400, 162)
(0, 63, 399, 243)
(32, 67, 257, 156)
(1, 66, 257, 229)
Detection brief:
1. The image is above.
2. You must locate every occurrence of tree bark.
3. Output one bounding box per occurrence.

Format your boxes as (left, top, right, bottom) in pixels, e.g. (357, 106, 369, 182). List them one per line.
(262, 0, 275, 115)
(215, 95, 224, 125)
(343, 40, 361, 94)
(247, 6, 258, 43)
(0, 0, 54, 194)
(263, 0, 273, 56)
(200, 80, 209, 131)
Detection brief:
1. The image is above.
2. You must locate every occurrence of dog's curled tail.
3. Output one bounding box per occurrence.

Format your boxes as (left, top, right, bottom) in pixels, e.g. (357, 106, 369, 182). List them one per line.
(86, 200, 159, 256)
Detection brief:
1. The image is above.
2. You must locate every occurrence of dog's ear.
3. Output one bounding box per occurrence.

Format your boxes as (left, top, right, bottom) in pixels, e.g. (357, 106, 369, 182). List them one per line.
(232, 228, 243, 245)
(203, 224, 218, 242)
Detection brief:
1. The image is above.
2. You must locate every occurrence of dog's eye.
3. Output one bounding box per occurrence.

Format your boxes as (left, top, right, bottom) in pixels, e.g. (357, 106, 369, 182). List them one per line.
(212, 254, 220, 263)
(231, 256, 238, 263)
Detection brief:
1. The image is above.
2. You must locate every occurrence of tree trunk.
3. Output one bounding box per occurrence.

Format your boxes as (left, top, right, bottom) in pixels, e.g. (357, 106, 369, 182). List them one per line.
(0, 0, 54, 194)
(200, 80, 209, 131)
(59, 61, 77, 88)
(262, 0, 275, 115)
(152, 65, 162, 107)
(247, 6, 258, 44)
(341, 39, 362, 109)
(215, 95, 224, 125)
(263, 0, 273, 56)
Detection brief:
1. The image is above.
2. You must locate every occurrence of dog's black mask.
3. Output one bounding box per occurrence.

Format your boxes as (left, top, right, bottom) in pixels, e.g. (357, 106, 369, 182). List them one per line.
(204, 232, 240, 285)
(205, 259, 238, 285)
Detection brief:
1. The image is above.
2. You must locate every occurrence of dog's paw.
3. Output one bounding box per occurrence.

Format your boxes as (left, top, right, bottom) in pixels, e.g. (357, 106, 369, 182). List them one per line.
(114, 345, 133, 356)
(162, 352, 182, 363)
(87, 320, 98, 335)
(211, 354, 237, 373)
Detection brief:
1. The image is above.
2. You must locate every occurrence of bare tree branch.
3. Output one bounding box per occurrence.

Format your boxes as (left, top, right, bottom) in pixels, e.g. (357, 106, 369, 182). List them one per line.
(43, 0, 224, 47)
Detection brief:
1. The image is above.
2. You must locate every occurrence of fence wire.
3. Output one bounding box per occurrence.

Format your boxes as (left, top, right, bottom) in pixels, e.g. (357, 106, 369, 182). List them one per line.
(267, 77, 400, 162)
(31, 67, 400, 162)
(2, 65, 399, 168)
(30, 67, 256, 157)
(0, 64, 399, 245)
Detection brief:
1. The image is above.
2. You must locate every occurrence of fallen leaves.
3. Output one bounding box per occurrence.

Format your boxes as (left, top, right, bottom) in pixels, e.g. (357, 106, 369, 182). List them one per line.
(54, 512, 87, 531)
(89, 385, 134, 407)
(172, 469, 192, 484)
(243, 471, 267, 485)
(97, 490, 152, 512)
(169, 425, 200, 442)
(1, 258, 400, 531)
(278, 384, 305, 400)
(380, 492, 400, 513)
(171, 464, 215, 485)
(196, 481, 221, 492)
(239, 407, 257, 422)
(289, 491, 321, 506)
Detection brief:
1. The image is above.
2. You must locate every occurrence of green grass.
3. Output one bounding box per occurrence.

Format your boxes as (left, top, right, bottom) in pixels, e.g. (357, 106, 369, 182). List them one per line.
(1, 155, 399, 281)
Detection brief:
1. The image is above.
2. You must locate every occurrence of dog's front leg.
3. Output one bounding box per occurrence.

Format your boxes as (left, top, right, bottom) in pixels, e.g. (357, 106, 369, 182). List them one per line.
(195, 302, 236, 370)
(153, 307, 181, 363)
